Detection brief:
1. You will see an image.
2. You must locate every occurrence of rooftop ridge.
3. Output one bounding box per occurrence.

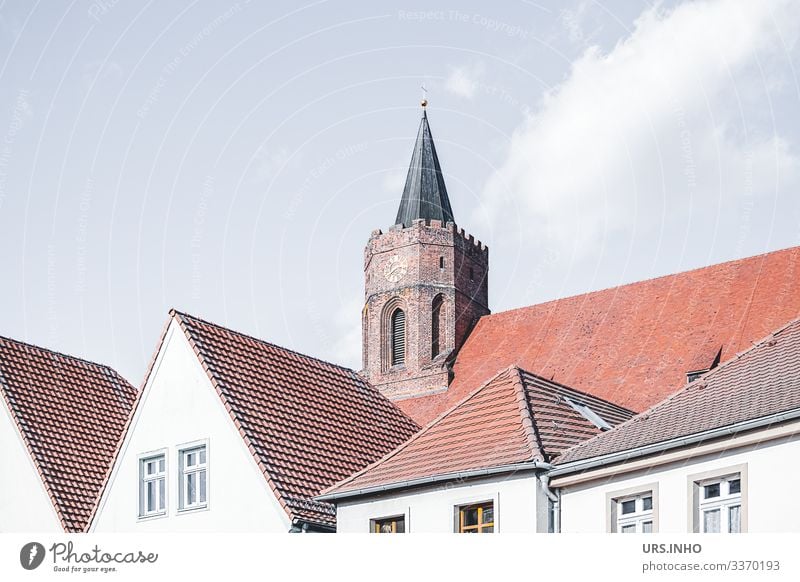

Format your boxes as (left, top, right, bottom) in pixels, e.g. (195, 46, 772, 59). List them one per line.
(171, 309, 361, 377)
(0, 333, 124, 377)
(488, 245, 800, 320)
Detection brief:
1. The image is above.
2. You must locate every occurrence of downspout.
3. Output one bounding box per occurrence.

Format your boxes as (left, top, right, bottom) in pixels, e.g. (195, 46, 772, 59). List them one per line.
(536, 463, 560, 533)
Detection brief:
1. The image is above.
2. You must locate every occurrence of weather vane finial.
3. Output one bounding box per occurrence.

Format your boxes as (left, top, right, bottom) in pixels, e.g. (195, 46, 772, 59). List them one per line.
(420, 84, 428, 108)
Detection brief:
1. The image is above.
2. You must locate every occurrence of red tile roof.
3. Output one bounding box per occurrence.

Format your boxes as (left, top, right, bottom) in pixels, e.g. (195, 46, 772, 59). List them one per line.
(555, 316, 800, 465)
(398, 246, 800, 424)
(172, 311, 419, 528)
(322, 366, 632, 498)
(0, 336, 137, 532)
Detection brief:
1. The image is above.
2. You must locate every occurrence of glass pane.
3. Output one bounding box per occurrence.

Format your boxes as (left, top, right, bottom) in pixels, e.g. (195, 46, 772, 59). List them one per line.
(621, 524, 636, 533)
(158, 458, 165, 473)
(146, 460, 155, 475)
(728, 479, 741, 495)
(621, 500, 636, 515)
(187, 473, 196, 505)
(482, 526, 494, 533)
(158, 477, 165, 510)
(146, 481, 155, 512)
(482, 505, 494, 524)
(199, 448, 207, 465)
(642, 521, 653, 533)
(199, 470, 207, 503)
(729, 505, 741, 533)
(463, 529, 477, 534)
(379, 523, 393, 533)
(704, 483, 720, 499)
(462, 507, 479, 527)
(704, 509, 721, 533)
(642, 497, 653, 511)
(396, 518, 405, 533)
(186, 452, 196, 467)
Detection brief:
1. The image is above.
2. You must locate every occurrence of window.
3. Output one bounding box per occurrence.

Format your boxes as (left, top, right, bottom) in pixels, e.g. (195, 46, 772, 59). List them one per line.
(371, 516, 405, 533)
(138, 453, 166, 517)
(469, 267, 474, 281)
(439, 256, 444, 270)
(390, 308, 406, 366)
(607, 484, 658, 532)
(616, 494, 654, 533)
(431, 295, 443, 358)
(179, 444, 208, 511)
(698, 475, 741, 533)
(458, 502, 494, 533)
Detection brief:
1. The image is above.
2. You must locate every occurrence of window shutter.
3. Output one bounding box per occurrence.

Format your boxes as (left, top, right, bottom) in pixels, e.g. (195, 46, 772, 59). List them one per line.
(391, 309, 406, 366)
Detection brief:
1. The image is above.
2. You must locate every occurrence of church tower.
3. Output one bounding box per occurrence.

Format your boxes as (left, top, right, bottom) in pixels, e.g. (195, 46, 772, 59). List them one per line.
(362, 103, 490, 401)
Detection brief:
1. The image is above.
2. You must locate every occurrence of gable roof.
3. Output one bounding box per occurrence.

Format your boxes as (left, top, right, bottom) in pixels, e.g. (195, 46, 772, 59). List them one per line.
(398, 245, 800, 425)
(0, 336, 137, 532)
(320, 366, 632, 499)
(395, 109, 455, 228)
(171, 310, 419, 528)
(554, 316, 800, 467)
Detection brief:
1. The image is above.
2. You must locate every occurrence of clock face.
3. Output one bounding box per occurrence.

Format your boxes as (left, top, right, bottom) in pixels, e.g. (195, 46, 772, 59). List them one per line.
(383, 255, 408, 283)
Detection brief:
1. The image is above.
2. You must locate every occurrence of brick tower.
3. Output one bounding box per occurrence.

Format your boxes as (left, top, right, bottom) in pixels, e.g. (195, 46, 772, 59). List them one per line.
(362, 104, 489, 401)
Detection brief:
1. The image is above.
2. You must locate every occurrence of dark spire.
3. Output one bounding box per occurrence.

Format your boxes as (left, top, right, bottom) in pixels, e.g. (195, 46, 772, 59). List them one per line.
(395, 106, 455, 227)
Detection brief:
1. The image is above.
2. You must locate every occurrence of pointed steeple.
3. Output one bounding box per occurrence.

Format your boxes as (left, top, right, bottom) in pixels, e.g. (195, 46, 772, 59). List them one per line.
(395, 105, 455, 228)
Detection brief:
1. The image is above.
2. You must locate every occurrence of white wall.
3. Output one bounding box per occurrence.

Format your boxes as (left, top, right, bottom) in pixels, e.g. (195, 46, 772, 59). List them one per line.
(336, 472, 546, 533)
(92, 319, 291, 532)
(558, 431, 800, 533)
(0, 397, 61, 532)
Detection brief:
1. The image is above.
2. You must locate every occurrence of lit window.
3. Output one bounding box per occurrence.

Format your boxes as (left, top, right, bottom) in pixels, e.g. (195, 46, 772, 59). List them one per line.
(616, 493, 654, 533)
(390, 308, 406, 366)
(139, 453, 166, 517)
(371, 516, 405, 533)
(458, 502, 494, 533)
(179, 444, 208, 511)
(698, 475, 741, 533)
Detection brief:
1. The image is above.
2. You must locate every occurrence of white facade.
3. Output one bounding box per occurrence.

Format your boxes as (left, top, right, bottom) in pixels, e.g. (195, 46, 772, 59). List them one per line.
(555, 422, 800, 533)
(335, 471, 549, 533)
(0, 397, 62, 532)
(91, 318, 291, 532)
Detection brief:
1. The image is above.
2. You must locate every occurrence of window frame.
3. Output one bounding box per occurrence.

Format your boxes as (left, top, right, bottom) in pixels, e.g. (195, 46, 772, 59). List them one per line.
(455, 500, 495, 533)
(177, 439, 210, 513)
(370, 514, 406, 533)
(688, 464, 747, 533)
(606, 483, 659, 533)
(137, 449, 167, 520)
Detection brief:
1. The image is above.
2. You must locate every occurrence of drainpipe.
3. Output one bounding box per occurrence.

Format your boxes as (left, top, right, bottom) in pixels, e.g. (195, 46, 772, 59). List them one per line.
(536, 463, 560, 533)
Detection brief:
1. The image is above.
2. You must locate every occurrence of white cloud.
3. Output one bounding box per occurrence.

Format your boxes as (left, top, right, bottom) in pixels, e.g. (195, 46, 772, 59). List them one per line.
(479, 0, 800, 259)
(445, 62, 486, 100)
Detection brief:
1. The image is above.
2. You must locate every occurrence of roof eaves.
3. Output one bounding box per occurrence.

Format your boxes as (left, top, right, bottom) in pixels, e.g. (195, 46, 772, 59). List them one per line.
(317, 462, 546, 502)
(321, 366, 519, 496)
(551, 407, 800, 477)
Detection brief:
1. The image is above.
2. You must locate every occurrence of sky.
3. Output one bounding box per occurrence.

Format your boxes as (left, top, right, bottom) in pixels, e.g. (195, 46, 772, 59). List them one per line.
(1, 0, 799, 385)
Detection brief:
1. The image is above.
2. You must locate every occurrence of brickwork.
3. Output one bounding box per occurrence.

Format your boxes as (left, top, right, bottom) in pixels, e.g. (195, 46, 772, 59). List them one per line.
(362, 218, 489, 400)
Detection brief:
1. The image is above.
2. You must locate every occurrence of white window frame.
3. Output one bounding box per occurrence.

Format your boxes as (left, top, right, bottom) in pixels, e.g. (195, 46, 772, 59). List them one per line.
(698, 475, 742, 533)
(616, 493, 654, 533)
(177, 440, 209, 512)
(688, 464, 747, 533)
(138, 450, 167, 519)
(606, 483, 659, 533)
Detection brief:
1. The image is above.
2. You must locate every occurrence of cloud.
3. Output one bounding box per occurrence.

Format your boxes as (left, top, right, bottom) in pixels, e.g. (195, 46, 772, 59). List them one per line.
(445, 62, 486, 100)
(479, 0, 800, 259)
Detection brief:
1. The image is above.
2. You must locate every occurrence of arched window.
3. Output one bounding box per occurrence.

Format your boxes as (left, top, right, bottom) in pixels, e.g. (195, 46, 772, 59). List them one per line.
(390, 308, 406, 366)
(431, 295, 443, 358)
